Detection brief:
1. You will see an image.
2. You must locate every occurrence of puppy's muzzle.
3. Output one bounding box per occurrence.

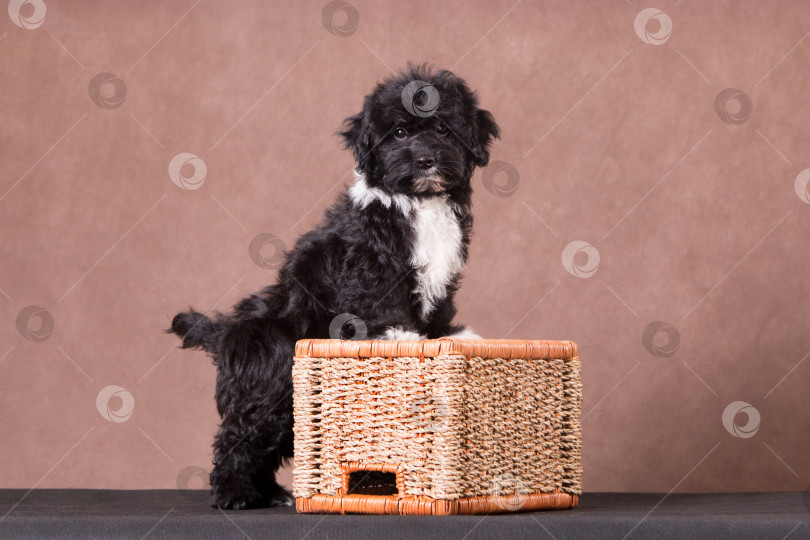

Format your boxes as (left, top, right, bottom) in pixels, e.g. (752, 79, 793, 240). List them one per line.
(415, 152, 435, 170)
(413, 171, 446, 193)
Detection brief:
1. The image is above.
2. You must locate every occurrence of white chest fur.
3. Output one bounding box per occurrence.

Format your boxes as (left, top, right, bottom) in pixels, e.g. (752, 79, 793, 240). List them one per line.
(347, 173, 466, 320)
(409, 196, 464, 320)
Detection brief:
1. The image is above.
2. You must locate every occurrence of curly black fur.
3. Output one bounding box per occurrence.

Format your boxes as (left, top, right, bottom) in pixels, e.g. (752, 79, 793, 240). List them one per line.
(168, 64, 499, 510)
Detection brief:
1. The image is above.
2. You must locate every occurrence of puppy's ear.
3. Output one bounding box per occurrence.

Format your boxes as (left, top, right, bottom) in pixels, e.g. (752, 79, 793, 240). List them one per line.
(471, 109, 500, 167)
(338, 102, 374, 173)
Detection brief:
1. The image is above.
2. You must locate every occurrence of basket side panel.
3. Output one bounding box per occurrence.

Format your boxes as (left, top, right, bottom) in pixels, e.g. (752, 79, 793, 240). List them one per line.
(461, 357, 514, 497)
(560, 357, 582, 494)
(318, 355, 466, 497)
(461, 356, 582, 497)
(420, 354, 466, 499)
(292, 355, 324, 498)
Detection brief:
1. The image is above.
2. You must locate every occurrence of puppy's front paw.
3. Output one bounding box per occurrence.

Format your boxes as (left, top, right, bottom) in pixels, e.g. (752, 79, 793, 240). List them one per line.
(379, 326, 425, 341)
(448, 327, 482, 340)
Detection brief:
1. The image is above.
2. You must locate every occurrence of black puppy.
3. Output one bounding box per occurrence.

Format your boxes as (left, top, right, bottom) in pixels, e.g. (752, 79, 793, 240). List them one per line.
(169, 64, 499, 510)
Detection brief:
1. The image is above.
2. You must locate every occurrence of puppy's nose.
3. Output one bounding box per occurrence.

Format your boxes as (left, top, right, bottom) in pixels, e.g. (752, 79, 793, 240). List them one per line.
(415, 154, 435, 169)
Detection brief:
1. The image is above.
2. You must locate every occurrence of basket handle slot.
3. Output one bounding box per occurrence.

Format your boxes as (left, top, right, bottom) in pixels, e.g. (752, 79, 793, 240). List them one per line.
(340, 462, 404, 496)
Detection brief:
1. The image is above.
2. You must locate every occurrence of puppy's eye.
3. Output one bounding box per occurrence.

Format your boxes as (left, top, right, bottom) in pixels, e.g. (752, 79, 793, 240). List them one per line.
(436, 123, 448, 135)
(394, 127, 408, 140)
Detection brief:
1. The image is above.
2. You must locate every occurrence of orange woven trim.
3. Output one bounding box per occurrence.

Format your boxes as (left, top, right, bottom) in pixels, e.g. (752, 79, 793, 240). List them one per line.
(295, 338, 579, 361)
(295, 490, 578, 515)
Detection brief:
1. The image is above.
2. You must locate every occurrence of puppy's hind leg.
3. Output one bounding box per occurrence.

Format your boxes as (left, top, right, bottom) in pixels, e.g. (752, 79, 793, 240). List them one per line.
(210, 411, 294, 509)
(210, 416, 266, 510)
(210, 322, 296, 510)
(254, 427, 295, 507)
(253, 329, 296, 507)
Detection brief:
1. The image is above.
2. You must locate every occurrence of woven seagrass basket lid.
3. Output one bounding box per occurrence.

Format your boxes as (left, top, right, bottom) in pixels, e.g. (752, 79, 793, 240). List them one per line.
(294, 338, 578, 360)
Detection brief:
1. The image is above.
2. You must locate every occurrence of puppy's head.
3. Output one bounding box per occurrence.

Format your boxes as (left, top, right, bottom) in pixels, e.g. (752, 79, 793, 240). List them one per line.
(339, 64, 499, 198)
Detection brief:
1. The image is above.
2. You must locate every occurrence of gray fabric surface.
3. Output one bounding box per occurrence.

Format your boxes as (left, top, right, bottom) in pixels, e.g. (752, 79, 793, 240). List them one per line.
(0, 490, 807, 539)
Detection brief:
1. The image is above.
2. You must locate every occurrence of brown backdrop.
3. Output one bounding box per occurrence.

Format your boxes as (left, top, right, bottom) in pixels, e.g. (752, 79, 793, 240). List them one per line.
(1, 0, 808, 494)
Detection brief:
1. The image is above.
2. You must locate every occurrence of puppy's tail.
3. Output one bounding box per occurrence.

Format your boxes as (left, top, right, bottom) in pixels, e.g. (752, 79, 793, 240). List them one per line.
(168, 309, 223, 353)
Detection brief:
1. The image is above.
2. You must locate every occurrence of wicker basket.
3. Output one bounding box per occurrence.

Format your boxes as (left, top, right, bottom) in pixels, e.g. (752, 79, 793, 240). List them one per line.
(292, 338, 582, 515)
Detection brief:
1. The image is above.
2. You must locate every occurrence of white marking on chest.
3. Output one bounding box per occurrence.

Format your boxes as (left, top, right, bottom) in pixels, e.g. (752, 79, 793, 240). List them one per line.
(348, 171, 413, 214)
(347, 172, 465, 320)
(410, 196, 464, 320)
